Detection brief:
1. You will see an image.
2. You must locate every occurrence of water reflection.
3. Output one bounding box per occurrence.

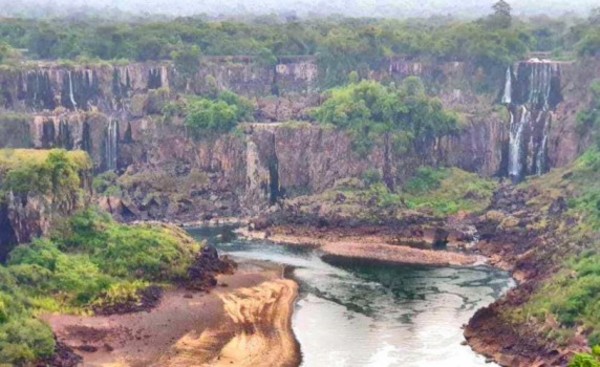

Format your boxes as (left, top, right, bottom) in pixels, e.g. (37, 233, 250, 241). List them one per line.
(187, 226, 514, 367)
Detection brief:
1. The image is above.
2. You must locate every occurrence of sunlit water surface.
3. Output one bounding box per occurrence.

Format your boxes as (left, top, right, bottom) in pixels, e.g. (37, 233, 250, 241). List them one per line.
(188, 226, 514, 367)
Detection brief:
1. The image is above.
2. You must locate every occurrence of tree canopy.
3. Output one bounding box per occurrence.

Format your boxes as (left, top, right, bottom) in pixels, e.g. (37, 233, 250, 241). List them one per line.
(314, 78, 458, 157)
(184, 91, 254, 137)
(0, 8, 596, 87)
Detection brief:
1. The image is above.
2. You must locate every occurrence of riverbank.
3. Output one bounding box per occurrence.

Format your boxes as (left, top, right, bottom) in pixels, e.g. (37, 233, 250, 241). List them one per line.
(237, 226, 486, 267)
(45, 260, 300, 367)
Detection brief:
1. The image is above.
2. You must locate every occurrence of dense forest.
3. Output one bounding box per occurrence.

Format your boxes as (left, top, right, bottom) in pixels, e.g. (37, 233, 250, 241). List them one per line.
(0, 3, 598, 87)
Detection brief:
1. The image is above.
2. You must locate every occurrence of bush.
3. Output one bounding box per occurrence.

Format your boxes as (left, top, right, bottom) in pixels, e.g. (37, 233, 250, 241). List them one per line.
(52, 209, 200, 281)
(313, 79, 458, 157)
(404, 166, 448, 194)
(93, 171, 122, 197)
(362, 169, 382, 186)
(184, 91, 253, 138)
(0, 207, 204, 364)
(0, 318, 55, 364)
(569, 348, 600, 367)
(0, 149, 91, 206)
(90, 281, 148, 310)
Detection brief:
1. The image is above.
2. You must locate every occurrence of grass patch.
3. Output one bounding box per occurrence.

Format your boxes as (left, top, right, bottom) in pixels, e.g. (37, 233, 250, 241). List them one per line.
(285, 166, 497, 224)
(402, 167, 498, 216)
(0, 208, 202, 365)
(511, 149, 600, 353)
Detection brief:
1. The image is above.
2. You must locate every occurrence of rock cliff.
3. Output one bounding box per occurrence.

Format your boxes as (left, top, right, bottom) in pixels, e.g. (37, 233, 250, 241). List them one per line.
(0, 57, 596, 219)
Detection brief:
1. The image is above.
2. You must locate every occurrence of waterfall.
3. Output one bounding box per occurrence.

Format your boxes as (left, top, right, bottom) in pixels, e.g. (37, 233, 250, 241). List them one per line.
(68, 71, 77, 109)
(501, 67, 512, 105)
(536, 113, 551, 175)
(508, 106, 529, 182)
(528, 62, 553, 109)
(105, 120, 119, 171)
(505, 60, 561, 182)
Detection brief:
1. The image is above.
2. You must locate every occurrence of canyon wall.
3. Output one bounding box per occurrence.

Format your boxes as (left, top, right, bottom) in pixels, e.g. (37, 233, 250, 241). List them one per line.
(0, 56, 596, 219)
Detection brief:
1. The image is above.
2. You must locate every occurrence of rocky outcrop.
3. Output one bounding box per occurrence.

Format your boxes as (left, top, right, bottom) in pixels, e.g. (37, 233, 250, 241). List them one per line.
(462, 182, 590, 366)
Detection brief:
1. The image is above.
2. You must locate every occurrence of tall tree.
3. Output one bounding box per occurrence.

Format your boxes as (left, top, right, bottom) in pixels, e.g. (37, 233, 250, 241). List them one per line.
(490, 0, 512, 29)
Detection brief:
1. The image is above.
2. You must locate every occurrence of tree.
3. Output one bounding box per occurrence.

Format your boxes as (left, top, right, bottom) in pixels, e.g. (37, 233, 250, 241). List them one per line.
(490, 0, 512, 29)
(0, 42, 11, 63)
(314, 79, 458, 189)
(184, 91, 254, 138)
(27, 25, 60, 59)
(172, 45, 201, 78)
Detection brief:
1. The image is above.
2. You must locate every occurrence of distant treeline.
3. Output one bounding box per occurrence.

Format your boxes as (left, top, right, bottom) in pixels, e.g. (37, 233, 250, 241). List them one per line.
(0, 3, 598, 86)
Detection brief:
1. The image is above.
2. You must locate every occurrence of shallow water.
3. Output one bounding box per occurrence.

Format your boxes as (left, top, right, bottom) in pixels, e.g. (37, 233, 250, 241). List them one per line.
(188, 226, 514, 367)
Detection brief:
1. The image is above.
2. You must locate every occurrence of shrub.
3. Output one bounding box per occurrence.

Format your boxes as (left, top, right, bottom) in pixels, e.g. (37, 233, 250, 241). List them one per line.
(0, 318, 55, 364)
(569, 348, 600, 367)
(184, 91, 254, 138)
(90, 281, 148, 310)
(404, 166, 448, 194)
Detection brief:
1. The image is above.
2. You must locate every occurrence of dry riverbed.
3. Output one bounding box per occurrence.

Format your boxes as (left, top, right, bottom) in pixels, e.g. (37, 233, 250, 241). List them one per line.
(238, 227, 486, 267)
(45, 261, 300, 367)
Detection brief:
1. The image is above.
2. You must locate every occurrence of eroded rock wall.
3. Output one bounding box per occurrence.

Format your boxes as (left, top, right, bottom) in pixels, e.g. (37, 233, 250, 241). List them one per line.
(0, 57, 596, 219)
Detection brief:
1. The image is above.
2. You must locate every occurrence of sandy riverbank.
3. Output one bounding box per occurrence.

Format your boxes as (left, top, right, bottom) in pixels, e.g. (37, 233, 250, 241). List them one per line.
(238, 227, 486, 267)
(45, 261, 300, 367)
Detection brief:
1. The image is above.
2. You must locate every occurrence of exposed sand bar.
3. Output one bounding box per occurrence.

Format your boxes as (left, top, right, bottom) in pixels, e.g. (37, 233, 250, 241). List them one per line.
(238, 227, 485, 267)
(45, 262, 300, 367)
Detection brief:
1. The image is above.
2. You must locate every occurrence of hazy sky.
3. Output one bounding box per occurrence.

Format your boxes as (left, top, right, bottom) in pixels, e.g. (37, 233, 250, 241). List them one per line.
(4, 0, 598, 18)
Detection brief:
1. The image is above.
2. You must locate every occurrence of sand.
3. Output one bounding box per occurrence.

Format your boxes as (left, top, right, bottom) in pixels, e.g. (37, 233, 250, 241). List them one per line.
(238, 227, 486, 267)
(45, 261, 300, 367)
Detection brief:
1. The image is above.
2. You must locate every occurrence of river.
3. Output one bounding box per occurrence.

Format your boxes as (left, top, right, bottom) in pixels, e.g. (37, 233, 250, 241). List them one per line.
(188, 226, 514, 367)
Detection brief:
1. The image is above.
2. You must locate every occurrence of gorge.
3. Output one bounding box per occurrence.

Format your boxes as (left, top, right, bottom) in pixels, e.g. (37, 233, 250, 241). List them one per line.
(0, 7, 600, 367)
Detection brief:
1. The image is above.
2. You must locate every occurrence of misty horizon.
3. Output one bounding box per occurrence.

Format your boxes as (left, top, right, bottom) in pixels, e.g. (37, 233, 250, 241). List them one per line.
(1, 0, 598, 19)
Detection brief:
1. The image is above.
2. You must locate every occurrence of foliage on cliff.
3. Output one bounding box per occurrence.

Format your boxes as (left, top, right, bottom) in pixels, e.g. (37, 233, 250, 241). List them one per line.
(314, 78, 459, 157)
(499, 149, 600, 355)
(184, 91, 254, 137)
(279, 166, 497, 226)
(577, 80, 600, 143)
(0, 149, 91, 204)
(1, 6, 597, 85)
(0, 208, 203, 365)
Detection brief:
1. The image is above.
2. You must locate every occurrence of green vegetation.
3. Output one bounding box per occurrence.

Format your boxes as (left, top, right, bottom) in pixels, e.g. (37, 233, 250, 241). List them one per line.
(93, 171, 123, 197)
(384, 167, 497, 216)
(577, 80, 600, 143)
(570, 347, 600, 367)
(507, 149, 600, 356)
(313, 77, 459, 192)
(0, 4, 597, 86)
(0, 208, 202, 365)
(314, 78, 458, 157)
(294, 166, 497, 223)
(172, 45, 201, 78)
(184, 91, 253, 137)
(0, 149, 91, 204)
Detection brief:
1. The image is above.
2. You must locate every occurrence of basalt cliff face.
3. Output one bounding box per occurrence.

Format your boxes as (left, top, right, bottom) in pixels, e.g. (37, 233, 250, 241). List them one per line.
(0, 57, 596, 220)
